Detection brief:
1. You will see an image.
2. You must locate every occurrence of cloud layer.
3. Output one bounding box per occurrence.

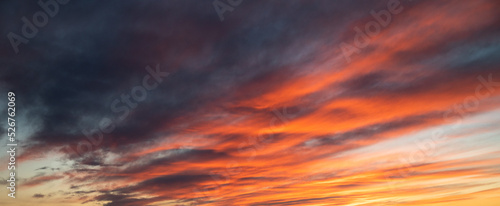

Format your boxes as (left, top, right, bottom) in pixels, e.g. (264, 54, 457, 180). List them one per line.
(1, 0, 500, 205)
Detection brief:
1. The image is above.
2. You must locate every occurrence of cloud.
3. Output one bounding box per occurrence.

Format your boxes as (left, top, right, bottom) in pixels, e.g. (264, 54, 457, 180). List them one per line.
(22, 175, 64, 187)
(32, 193, 45, 198)
(1, 0, 500, 205)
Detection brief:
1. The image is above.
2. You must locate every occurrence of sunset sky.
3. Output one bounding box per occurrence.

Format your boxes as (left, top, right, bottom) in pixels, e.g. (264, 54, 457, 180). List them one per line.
(1, 0, 500, 205)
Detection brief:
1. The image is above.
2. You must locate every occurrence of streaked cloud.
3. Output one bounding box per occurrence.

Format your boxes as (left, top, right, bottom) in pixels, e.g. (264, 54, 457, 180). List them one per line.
(1, 0, 499, 205)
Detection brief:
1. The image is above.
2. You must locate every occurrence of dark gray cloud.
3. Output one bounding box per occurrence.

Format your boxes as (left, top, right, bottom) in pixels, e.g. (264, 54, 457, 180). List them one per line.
(32, 193, 45, 198)
(0, 0, 383, 155)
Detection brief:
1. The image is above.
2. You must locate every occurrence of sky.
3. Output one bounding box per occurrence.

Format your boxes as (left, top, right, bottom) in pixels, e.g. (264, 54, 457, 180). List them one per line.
(0, 0, 500, 205)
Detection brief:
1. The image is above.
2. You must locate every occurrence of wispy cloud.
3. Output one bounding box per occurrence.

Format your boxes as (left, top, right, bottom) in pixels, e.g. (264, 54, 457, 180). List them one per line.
(1, 0, 500, 205)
